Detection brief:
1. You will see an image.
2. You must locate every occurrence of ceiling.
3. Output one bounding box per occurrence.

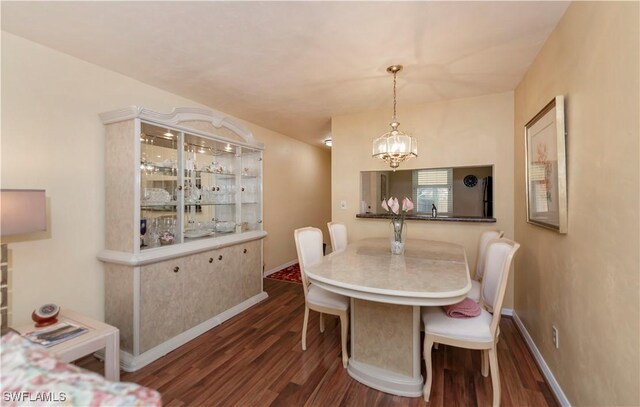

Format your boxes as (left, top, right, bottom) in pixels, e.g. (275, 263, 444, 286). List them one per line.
(1, 1, 569, 147)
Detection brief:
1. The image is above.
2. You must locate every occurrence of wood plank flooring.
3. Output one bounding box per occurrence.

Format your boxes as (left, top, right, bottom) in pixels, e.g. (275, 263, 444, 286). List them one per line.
(77, 279, 558, 406)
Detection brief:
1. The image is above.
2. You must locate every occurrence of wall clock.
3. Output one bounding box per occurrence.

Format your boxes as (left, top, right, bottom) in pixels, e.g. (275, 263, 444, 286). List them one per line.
(463, 175, 478, 188)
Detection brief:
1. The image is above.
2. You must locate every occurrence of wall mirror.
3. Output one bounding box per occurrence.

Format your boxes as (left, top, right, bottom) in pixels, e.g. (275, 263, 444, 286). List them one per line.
(360, 165, 494, 219)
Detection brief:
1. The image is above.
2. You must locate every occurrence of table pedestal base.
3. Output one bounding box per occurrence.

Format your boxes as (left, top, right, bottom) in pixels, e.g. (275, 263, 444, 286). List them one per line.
(348, 299, 423, 397)
(348, 359, 424, 397)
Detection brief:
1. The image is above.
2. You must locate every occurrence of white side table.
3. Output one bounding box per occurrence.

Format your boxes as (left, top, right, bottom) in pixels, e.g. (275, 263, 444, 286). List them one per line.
(14, 309, 120, 381)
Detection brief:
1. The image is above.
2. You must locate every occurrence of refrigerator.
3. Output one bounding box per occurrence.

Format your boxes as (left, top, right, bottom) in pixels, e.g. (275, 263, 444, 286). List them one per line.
(482, 176, 493, 217)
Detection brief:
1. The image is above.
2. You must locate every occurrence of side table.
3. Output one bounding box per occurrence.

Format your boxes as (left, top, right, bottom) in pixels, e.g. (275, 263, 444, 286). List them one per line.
(13, 309, 120, 381)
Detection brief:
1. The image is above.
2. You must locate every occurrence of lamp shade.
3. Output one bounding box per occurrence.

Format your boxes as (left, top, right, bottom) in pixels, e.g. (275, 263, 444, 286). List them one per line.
(0, 189, 46, 236)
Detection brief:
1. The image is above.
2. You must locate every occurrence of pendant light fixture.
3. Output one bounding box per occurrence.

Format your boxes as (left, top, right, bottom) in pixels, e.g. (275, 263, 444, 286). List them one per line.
(372, 65, 417, 170)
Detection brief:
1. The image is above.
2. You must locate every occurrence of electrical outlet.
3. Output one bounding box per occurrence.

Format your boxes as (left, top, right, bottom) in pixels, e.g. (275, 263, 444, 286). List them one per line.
(552, 326, 559, 348)
(340, 200, 347, 209)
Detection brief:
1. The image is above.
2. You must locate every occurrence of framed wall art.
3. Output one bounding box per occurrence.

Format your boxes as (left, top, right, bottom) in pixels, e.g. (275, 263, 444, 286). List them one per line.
(524, 95, 568, 233)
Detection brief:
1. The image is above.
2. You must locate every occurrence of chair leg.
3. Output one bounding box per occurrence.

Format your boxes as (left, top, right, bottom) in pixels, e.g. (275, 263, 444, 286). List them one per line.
(302, 306, 309, 351)
(489, 346, 501, 407)
(423, 337, 435, 402)
(319, 312, 325, 333)
(339, 311, 349, 368)
(481, 349, 489, 377)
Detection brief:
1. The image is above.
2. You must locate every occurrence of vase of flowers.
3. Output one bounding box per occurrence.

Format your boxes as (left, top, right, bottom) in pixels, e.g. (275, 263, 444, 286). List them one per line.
(382, 197, 414, 255)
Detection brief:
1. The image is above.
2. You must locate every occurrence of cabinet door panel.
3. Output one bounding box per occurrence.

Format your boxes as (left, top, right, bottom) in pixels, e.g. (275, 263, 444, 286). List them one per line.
(217, 245, 243, 311)
(240, 240, 262, 300)
(180, 251, 216, 331)
(140, 259, 186, 353)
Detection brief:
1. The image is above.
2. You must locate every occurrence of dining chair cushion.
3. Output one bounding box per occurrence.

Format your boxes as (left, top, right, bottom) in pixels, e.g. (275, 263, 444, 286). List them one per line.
(422, 306, 493, 342)
(468, 280, 481, 302)
(307, 284, 349, 311)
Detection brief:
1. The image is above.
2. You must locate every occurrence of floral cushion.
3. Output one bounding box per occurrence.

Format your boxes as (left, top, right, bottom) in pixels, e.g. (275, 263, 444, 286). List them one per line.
(1, 332, 161, 406)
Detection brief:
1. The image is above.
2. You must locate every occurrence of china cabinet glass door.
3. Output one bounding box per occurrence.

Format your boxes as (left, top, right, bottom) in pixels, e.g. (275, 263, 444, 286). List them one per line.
(138, 123, 261, 250)
(240, 147, 262, 231)
(183, 134, 238, 240)
(140, 122, 182, 249)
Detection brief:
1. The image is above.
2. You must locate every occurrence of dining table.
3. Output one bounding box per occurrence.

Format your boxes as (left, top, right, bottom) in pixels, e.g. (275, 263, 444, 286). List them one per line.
(304, 237, 471, 397)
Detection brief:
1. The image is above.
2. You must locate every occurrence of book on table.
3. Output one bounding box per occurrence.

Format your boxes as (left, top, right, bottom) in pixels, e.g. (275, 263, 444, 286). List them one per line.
(24, 322, 88, 347)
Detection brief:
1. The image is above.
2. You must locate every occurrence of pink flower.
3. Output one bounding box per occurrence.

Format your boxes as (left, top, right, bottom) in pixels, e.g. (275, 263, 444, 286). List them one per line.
(389, 197, 400, 214)
(381, 199, 389, 211)
(402, 197, 414, 212)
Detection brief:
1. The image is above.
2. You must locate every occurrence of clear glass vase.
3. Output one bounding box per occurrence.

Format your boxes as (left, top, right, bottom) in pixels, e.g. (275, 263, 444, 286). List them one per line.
(389, 219, 407, 255)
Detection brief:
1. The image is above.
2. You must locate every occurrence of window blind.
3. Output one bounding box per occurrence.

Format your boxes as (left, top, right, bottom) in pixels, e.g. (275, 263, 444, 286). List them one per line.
(413, 168, 453, 214)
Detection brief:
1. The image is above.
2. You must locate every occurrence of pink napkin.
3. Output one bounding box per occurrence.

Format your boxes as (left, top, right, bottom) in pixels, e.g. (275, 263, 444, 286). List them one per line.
(442, 297, 481, 318)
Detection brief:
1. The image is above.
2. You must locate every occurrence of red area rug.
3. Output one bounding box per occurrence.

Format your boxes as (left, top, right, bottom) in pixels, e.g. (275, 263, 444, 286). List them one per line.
(266, 263, 302, 284)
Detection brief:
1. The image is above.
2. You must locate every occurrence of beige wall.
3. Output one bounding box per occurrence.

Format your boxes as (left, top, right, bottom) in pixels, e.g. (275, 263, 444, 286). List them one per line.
(513, 2, 639, 406)
(240, 122, 331, 272)
(1, 32, 330, 325)
(331, 91, 515, 305)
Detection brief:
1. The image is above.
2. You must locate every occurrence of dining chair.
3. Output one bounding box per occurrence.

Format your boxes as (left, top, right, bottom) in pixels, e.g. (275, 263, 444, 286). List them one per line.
(468, 230, 504, 302)
(327, 222, 348, 253)
(421, 237, 520, 406)
(294, 227, 350, 368)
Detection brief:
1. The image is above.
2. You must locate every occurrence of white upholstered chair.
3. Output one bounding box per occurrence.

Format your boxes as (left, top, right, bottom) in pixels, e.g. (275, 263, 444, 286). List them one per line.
(422, 238, 520, 406)
(467, 230, 504, 302)
(327, 222, 348, 253)
(294, 227, 350, 368)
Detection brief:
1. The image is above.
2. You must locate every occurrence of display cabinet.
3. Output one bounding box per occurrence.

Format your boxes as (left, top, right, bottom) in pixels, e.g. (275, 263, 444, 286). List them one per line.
(138, 122, 263, 248)
(97, 107, 267, 371)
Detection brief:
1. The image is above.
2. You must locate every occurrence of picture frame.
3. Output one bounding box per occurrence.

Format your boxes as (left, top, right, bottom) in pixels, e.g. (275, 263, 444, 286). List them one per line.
(524, 95, 568, 233)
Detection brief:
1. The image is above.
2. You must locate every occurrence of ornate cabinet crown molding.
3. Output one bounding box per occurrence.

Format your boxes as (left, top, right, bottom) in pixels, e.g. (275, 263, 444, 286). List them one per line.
(99, 106, 258, 146)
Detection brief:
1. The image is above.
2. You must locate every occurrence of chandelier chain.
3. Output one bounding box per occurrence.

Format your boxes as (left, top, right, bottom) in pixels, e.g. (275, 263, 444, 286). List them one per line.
(392, 71, 397, 119)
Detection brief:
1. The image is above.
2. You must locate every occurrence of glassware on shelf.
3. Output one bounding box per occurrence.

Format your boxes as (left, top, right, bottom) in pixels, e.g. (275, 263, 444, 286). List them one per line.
(158, 217, 176, 245)
(183, 182, 201, 204)
(215, 220, 236, 233)
(140, 219, 147, 247)
(148, 217, 160, 245)
(142, 188, 171, 205)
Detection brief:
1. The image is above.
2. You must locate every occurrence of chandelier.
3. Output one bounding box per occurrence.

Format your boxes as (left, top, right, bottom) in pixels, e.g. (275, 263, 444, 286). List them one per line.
(372, 65, 417, 170)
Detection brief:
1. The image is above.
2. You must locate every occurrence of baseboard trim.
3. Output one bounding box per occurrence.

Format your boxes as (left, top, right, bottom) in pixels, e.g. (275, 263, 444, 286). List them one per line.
(501, 307, 513, 316)
(512, 311, 571, 407)
(115, 291, 269, 372)
(264, 259, 297, 277)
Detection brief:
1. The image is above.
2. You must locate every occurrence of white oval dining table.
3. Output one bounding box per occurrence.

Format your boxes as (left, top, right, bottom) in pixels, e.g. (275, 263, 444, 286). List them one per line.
(304, 237, 471, 397)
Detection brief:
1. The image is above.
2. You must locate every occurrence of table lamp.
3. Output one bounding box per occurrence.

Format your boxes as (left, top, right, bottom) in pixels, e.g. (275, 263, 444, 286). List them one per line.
(1, 189, 47, 334)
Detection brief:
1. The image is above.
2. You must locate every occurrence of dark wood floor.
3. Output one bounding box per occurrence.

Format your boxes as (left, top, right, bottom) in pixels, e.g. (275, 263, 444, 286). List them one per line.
(78, 279, 558, 406)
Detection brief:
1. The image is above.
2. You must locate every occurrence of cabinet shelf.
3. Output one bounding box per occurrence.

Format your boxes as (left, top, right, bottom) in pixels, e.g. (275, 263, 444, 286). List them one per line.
(141, 202, 178, 208)
(185, 202, 236, 206)
(189, 171, 236, 178)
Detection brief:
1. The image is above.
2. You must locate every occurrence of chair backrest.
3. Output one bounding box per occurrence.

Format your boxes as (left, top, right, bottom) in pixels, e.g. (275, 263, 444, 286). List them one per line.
(294, 227, 324, 296)
(475, 230, 504, 280)
(480, 238, 520, 336)
(327, 222, 348, 253)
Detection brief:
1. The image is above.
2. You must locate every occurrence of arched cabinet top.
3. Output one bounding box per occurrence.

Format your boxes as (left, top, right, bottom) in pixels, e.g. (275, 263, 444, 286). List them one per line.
(100, 106, 261, 148)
